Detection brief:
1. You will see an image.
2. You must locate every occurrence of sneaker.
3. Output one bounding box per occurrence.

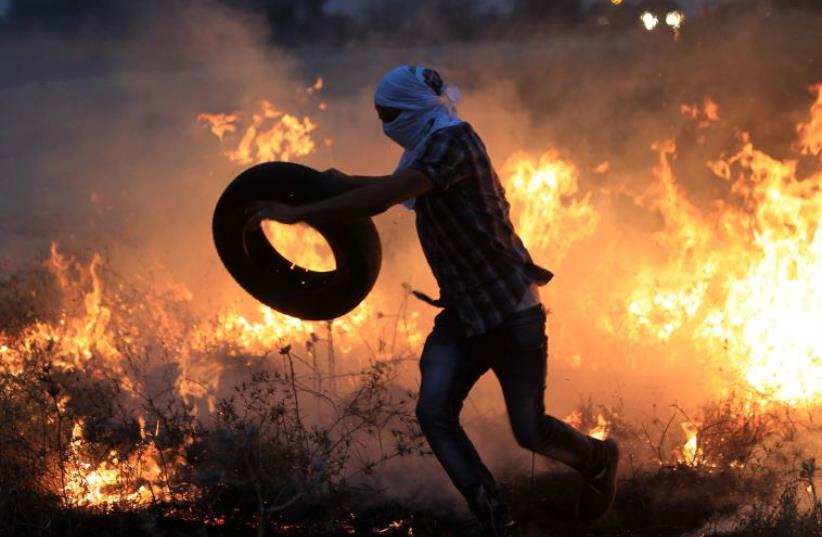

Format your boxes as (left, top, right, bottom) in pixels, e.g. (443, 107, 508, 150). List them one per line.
(467, 484, 519, 537)
(578, 438, 620, 522)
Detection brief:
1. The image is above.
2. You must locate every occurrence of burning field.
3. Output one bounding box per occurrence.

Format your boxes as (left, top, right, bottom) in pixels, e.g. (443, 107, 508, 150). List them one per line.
(1, 1, 821, 536)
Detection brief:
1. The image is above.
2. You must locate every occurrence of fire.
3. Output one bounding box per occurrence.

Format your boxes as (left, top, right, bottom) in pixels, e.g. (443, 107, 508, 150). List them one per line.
(376, 520, 405, 534)
(622, 139, 717, 342)
(502, 150, 599, 261)
(699, 133, 822, 404)
(588, 413, 611, 441)
(262, 220, 335, 272)
(613, 89, 822, 406)
(564, 411, 611, 441)
(196, 112, 238, 140)
(676, 421, 703, 467)
(0, 240, 427, 508)
(63, 420, 174, 508)
(0, 242, 121, 376)
(198, 100, 317, 164)
(798, 84, 822, 158)
(681, 97, 720, 128)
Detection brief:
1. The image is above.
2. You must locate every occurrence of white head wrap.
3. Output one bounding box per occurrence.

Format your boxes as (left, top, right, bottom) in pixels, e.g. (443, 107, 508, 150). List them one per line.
(374, 65, 463, 209)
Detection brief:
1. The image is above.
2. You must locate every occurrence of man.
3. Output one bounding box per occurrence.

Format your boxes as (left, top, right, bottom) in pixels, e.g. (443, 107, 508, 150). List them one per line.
(248, 65, 619, 536)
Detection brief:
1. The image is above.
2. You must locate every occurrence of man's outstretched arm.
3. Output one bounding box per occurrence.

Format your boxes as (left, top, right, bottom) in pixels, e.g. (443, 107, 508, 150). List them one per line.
(246, 168, 432, 224)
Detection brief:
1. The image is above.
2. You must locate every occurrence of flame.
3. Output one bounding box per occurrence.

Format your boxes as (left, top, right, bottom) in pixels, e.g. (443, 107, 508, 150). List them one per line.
(196, 112, 238, 140)
(0, 242, 121, 376)
(0, 240, 427, 507)
(199, 100, 316, 164)
(63, 420, 174, 507)
(502, 150, 599, 261)
(376, 520, 404, 534)
(699, 134, 822, 404)
(612, 91, 822, 406)
(681, 97, 720, 129)
(676, 421, 703, 466)
(797, 84, 822, 159)
(593, 161, 610, 174)
(588, 413, 611, 441)
(621, 140, 717, 342)
(564, 411, 611, 441)
(262, 220, 335, 272)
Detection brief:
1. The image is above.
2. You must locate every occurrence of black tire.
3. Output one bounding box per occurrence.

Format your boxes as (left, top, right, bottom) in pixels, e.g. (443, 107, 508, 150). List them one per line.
(212, 162, 382, 320)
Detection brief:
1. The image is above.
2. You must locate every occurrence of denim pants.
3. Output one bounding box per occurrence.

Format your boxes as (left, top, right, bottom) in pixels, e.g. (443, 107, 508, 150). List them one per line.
(415, 303, 594, 498)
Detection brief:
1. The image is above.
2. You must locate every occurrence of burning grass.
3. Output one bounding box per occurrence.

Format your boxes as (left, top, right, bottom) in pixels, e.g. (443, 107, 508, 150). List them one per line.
(0, 254, 427, 535)
(0, 252, 819, 537)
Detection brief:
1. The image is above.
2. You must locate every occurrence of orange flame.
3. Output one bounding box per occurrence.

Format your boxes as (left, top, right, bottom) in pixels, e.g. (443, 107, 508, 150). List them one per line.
(502, 150, 599, 261)
(564, 411, 611, 441)
(676, 421, 703, 467)
(797, 84, 822, 159)
(612, 91, 822, 405)
(199, 100, 316, 164)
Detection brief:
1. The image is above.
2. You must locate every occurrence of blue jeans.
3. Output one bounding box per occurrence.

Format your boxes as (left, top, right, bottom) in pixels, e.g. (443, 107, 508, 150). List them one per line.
(416, 304, 595, 498)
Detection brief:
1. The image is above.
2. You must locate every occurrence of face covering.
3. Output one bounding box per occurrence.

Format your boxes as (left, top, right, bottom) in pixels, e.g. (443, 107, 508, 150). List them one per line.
(374, 65, 463, 209)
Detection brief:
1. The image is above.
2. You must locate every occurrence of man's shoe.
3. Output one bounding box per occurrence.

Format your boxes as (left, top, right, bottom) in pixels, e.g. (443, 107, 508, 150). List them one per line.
(467, 484, 519, 537)
(578, 438, 620, 522)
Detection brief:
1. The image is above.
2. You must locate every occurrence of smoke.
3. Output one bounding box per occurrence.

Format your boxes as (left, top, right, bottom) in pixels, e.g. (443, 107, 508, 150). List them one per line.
(0, 0, 820, 509)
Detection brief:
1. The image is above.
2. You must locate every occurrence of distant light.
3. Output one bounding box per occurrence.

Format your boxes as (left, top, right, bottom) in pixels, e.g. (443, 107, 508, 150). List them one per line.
(640, 11, 659, 31)
(611, 0, 623, 5)
(665, 11, 685, 30)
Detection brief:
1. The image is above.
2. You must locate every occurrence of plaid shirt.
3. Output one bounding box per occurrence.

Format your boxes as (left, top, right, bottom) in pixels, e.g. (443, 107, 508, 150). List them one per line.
(408, 122, 553, 337)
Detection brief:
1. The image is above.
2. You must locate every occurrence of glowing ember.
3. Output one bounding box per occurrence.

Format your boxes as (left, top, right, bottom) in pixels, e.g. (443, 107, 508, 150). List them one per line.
(307, 76, 324, 93)
(376, 520, 404, 534)
(681, 97, 720, 129)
